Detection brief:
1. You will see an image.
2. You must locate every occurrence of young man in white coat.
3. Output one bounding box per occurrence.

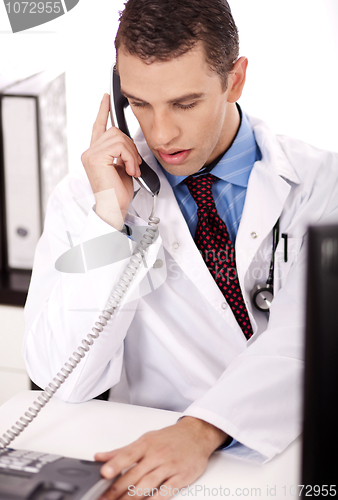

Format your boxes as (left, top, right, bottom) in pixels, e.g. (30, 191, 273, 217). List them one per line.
(23, 0, 338, 498)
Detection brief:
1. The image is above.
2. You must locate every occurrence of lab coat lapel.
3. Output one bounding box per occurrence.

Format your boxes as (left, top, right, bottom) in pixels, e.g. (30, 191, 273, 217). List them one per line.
(236, 117, 301, 287)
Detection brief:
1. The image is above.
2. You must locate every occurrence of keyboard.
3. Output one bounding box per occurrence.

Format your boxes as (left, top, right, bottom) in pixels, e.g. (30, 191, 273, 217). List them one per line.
(0, 447, 62, 474)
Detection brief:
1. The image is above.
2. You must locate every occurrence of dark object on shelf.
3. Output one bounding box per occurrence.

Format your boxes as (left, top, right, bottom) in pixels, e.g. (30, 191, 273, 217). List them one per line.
(1, 70, 68, 273)
(0, 269, 31, 307)
(30, 380, 111, 402)
(0, 70, 68, 305)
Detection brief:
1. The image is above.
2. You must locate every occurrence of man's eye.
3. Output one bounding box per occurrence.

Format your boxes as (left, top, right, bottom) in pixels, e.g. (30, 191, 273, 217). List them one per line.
(175, 102, 197, 110)
(130, 101, 147, 108)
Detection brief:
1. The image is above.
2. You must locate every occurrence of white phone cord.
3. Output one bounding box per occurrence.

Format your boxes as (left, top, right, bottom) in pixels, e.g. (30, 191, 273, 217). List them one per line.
(0, 196, 160, 450)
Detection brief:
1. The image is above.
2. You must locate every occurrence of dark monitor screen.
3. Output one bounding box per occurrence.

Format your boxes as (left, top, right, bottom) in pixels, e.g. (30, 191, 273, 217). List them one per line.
(302, 224, 338, 492)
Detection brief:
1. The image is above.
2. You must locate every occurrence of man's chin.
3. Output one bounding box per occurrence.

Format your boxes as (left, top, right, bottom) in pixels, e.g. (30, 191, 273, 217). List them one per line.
(162, 163, 202, 177)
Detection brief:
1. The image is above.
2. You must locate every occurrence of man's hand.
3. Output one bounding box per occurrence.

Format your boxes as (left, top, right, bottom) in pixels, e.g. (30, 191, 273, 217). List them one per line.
(81, 93, 142, 230)
(95, 416, 228, 499)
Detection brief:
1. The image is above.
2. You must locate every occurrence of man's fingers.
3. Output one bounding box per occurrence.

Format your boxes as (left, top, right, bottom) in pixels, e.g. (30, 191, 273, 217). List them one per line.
(87, 129, 142, 177)
(101, 460, 157, 499)
(152, 476, 186, 499)
(96, 422, 214, 499)
(100, 446, 144, 479)
(90, 93, 110, 146)
(95, 450, 118, 462)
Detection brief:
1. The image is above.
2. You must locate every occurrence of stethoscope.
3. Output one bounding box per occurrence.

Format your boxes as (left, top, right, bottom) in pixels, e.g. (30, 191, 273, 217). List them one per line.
(250, 219, 281, 312)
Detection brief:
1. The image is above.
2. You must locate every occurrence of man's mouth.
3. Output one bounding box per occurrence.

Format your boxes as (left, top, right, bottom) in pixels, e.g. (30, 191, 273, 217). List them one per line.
(157, 149, 191, 165)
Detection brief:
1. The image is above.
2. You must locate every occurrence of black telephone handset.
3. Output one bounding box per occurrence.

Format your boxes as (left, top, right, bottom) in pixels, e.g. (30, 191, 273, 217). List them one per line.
(110, 66, 160, 196)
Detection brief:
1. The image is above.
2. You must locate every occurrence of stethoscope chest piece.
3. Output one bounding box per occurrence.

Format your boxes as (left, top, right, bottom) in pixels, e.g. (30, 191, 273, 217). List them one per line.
(250, 218, 281, 312)
(251, 283, 274, 312)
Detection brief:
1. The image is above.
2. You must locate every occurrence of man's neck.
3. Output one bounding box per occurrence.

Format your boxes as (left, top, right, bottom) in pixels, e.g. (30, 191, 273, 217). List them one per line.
(205, 102, 241, 165)
(197, 104, 242, 175)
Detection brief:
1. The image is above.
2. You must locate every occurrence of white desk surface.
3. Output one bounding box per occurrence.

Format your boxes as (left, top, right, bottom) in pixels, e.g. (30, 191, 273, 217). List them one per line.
(0, 391, 301, 499)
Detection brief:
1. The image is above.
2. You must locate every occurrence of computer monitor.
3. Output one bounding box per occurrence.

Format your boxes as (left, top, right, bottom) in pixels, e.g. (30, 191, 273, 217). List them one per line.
(302, 224, 338, 493)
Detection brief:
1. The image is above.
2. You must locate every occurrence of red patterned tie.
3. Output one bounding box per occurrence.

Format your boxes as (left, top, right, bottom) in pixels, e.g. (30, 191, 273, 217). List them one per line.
(184, 173, 253, 340)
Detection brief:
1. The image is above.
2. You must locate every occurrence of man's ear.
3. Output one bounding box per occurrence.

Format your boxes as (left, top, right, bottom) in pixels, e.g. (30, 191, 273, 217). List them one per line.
(227, 57, 248, 103)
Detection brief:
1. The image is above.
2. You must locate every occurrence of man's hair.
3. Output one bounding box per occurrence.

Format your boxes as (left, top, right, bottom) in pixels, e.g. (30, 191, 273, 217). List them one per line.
(115, 0, 239, 90)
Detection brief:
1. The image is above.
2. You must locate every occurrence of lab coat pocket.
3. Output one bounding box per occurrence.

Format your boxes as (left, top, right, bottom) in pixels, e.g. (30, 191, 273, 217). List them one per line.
(273, 237, 303, 295)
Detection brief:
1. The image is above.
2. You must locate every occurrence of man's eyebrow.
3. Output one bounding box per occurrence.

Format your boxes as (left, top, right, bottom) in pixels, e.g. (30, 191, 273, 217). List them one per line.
(121, 90, 206, 103)
(121, 90, 146, 102)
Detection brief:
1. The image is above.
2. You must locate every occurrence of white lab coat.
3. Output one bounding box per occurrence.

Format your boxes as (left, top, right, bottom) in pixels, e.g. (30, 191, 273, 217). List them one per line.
(23, 115, 338, 461)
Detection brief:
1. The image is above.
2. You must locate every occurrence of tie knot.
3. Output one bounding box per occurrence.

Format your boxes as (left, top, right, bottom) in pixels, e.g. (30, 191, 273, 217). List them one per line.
(184, 173, 217, 210)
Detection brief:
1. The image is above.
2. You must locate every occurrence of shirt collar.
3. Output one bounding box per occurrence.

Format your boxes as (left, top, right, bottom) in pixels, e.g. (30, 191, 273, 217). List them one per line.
(161, 105, 261, 189)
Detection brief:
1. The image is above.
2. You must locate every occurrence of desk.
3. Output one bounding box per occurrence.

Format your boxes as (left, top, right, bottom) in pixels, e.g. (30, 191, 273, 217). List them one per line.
(0, 391, 301, 499)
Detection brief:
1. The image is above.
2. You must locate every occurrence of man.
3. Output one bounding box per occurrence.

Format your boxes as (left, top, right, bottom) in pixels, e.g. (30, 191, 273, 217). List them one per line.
(23, 0, 338, 498)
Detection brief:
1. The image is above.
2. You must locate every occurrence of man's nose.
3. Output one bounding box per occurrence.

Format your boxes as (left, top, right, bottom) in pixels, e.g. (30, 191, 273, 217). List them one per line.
(151, 110, 180, 147)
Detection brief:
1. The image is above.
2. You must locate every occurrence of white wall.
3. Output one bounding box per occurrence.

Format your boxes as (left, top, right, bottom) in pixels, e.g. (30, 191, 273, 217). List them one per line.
(1, 0, 337, 174)
(232, 0, 338, 152)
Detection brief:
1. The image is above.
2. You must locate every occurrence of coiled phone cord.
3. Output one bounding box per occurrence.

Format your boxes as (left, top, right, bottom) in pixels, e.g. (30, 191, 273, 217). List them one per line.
(0, 196, 160, 449)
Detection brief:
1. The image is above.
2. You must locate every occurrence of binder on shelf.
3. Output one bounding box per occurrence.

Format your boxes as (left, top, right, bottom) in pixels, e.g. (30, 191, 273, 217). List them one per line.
(0, 69, 68, 272)
(0, 74, 24, 275)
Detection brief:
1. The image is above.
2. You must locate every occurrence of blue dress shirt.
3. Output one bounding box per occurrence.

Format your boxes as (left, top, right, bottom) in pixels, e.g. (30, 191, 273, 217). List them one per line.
(160, 107, 262, 244)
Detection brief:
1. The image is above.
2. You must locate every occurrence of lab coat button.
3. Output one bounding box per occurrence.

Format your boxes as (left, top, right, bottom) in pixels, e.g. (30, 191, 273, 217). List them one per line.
(172, 242, 179, 249)
(251, 231, 258, 239)
(222, 302, 228, 310)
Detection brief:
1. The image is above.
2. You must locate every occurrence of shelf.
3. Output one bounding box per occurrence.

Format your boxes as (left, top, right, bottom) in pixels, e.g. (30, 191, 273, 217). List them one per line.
(0, 269, 32, 307)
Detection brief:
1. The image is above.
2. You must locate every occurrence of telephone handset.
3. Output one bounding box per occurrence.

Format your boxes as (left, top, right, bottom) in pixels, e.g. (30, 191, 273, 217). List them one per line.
(0, 71, 161, 500)
(110, 66, 160, 196)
